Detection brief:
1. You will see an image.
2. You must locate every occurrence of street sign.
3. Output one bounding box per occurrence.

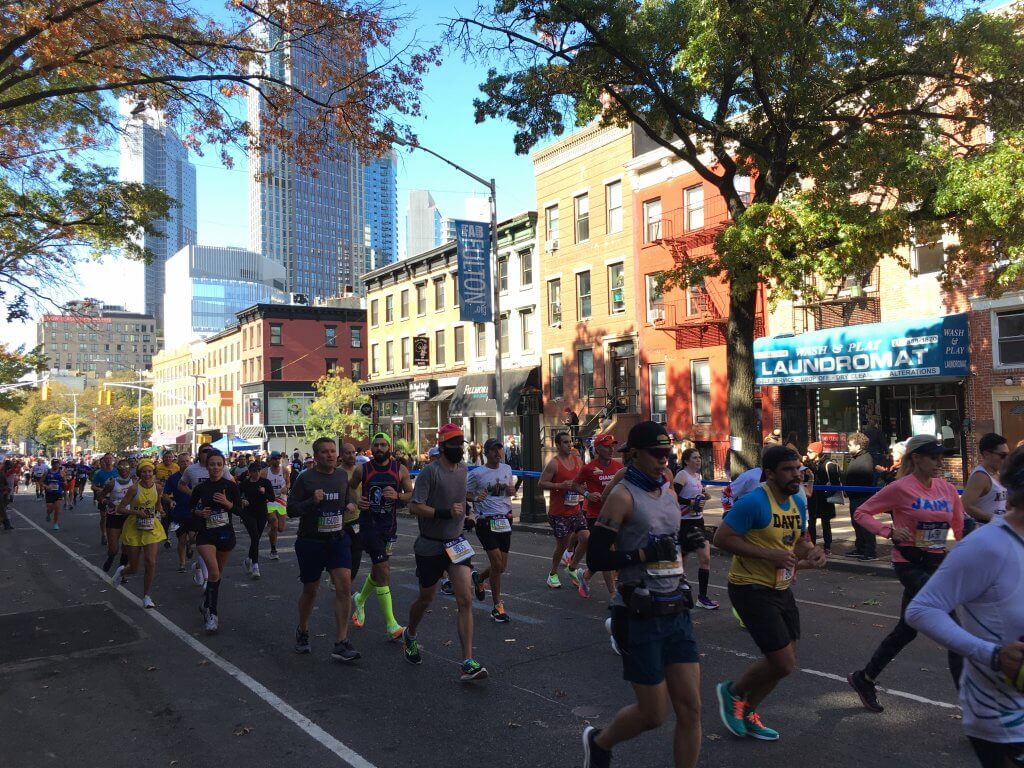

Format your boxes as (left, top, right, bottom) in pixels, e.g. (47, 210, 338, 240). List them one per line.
(226, 424, 236, 439)
(186, 419, 205, 425)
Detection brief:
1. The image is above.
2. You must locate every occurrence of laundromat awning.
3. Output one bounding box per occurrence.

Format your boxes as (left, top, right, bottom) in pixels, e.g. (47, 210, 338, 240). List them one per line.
(753, 313, 969, 387)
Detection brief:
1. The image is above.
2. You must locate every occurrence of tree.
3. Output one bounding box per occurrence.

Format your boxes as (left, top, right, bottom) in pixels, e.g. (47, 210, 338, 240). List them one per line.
(457, 0, 1024, 469)
(1, 0, 438, 319)
(93, 404, 151, 453)
(304, 375, 370, 443)
(0, 344, 46, 410)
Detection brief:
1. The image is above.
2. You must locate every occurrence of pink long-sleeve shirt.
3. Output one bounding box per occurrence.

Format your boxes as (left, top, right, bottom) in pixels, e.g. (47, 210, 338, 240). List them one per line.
(853, 473, 965, 564)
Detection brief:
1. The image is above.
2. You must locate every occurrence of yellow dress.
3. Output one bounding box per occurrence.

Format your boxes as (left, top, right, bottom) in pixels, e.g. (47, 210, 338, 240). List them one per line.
(121, 484, 167, 546)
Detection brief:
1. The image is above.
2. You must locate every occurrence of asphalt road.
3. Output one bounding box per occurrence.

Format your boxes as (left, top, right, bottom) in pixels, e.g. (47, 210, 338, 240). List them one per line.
(0, 489, 975, 768)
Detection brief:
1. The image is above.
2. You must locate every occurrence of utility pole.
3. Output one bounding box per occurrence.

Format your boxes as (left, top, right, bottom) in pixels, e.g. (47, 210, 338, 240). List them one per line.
(488, 179, 504, 441)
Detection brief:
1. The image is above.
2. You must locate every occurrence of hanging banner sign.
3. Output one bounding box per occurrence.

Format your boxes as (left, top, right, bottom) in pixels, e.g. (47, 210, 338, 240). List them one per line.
(455, 220, 492, 324)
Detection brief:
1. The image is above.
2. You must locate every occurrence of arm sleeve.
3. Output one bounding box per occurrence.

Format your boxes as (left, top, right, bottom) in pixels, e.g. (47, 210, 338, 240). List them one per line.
(852, 482, 901, 536)
(905, 537, 1002, 664)
(586, 525, 640, 572)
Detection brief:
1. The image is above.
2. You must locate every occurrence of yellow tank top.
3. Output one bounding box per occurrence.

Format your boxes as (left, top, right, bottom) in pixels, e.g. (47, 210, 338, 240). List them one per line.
(132, 484, 158, 515)
(727, 484, 804, 590)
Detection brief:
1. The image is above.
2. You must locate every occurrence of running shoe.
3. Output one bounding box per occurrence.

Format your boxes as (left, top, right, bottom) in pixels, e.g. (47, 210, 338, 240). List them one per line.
(744, 711, 779, 741)
(459, 658, 488, 682)
(567, 567, 581, 588)
(294, 627, 311, 654)
(546, 573, 562, 589)
(582, 726, 612, 768)
(731, 606, 747, 629)
(491, 603, 510, 623)
(190, 560, 205, 587)
(858, 554, 880, 562)
(605, 616, 622, 656)
(472, 570, 486, 601)
(268, 548, 279, 561)
(102, 554, 115, 572)
(177, 565, 186, 574)
(352, 598, 366, 628)
(560, 549, 573, 567)
(387, 625, 405, 642)
(696, 595, 720, 610)
(204, 612, 219, 634)
(330, 640, 361, 663)
(250, 563, 260, 579)
(403, 628, 421, 665)
(168, 522, 179, 534)
(112, 564, 126, 586)
(577, 571, 591, 599)
(847, 670, 884, 712)
(440, 578, 454, 596)
(142, 596, 156, 610)
(244, 557, 253, 575)
(52, 523, 59, 531)
(716, 681, 748, 737)
(844, 549, 864, 558)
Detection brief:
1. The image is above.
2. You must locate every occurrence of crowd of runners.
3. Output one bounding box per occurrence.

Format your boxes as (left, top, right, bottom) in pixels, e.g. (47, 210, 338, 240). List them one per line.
(3, 421, 1023, 768)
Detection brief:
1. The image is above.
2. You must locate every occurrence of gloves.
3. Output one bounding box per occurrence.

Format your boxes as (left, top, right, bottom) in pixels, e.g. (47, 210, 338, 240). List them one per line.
(680, 525, 706, 553)
(643, 535, 679, 563)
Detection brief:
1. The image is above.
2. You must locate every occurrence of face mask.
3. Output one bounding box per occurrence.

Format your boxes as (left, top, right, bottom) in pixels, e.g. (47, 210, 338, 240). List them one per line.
(442, 444, 464, 464)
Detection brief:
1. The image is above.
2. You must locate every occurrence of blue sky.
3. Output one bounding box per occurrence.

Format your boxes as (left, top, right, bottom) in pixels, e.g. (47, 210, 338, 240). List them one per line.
(1, 1, 545, 350)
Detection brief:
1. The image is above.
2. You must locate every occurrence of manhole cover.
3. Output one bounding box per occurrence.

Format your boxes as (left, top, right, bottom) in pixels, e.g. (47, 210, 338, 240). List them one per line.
(0, 603, 140, 666)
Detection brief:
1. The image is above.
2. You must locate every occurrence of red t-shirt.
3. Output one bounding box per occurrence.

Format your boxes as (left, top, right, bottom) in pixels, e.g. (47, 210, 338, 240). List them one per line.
(576, 458, 624, 519)
(548, 454, 584, 516)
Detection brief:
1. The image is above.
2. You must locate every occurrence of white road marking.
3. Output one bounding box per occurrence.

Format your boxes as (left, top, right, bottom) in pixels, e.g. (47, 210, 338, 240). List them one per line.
(12, 507, 379, 768)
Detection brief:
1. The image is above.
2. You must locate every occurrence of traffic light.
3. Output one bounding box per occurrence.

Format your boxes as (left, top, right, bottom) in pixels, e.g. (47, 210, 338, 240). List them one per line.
(105, 388, 112, 406)
(98, 386, 103, 405)
(40, 381, 48, 401)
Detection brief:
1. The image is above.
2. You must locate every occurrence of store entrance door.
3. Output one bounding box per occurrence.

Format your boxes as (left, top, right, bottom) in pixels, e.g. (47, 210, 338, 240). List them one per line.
(1000, 401, 1024, 448)
(609, 341, 636, 411)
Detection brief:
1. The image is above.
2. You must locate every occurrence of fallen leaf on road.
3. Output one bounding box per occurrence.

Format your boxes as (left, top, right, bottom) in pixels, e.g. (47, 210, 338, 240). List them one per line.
(862, 598, 881, 606)
(531, 720, 548, 728)
(146, 666, 158, 672)
(553, 689, 567, 699)
(197, 660, 209, 666)
(507, 722, 522, 728)
(504, 638, 516, 643)
(526, 645, 534, 650)
(706, 734, 721, 741)
(872, 624, 885, 628)
(233, 726, 252, 736)
(444, 639, 453, 646)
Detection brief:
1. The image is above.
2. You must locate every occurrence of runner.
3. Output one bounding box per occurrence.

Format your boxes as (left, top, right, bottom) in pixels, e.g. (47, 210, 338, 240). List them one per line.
(62, 460, 76, 511)
(961, 433, 1009, 533)
(582, 421, 704, 768)
(91, 453, 118, 545)
(239, 462, 274, 579)
(99, 459, 134, 571)
(288, 437, 360, 662)
(261, 451, 290, 561)
(31, 457, 47, 499)
(189, 450, 241, 633)
(111, 460, 166, 609)
(349, 433, 411, 639)
(906, 444, 1024, 768)
(178, 445, 213, 588)
(1, 459, 16, 531)
(43, 458, 64, 530)
(575, 433, 623, 598)
(467, 437, 516, 622)
(847, 434, 965, 712)
(538, 431, 587, 590)
(403, 423, 487, 681)
(674, 448, 718, 610)
(338, 442, 364, 586)
(162, 453, 194, 572)
(74, 457, 91, 504)
(713, 445, 826, 741)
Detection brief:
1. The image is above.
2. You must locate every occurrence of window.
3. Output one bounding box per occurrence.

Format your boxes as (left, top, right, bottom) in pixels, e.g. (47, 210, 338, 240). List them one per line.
(520, 250, 533, 286)
(608, 263, 626, 314)
(401, 337, 410, 369)
(400, 289, 409, 320)
(912, 224, 945, 276)
(434, 277, 445, 311)
(371, 344, 379, 374)
(370, 299, 379, 327)
(650, 363, 667, 416)
(685, 185, 704, 230)
(599, 180, 622, 236)
(578, 349, 595, 397)
(352, 360, 363, 381)
(435, 330, 446, 365)
(545, 205, 559, 243)
(576, 271, 592, 319)
(646, 273, 664, 322)
(574, 193, 590, 242)
(549, 353, 564, 400)
(454, 325, 465, 362)
(325, 326, 337, 347)
(385, 294, 394, 323)
(997, 311, 1024, 365)
(691, 360, 712, 424)
(499, 313, 510, 356)
(416, 283, 427, 315)
(643, 198, 663, 242)
(498, 256, 509, 292)
(520, 308, 534, 352)
(270, 357, 283, 380)
(475, 323, 487, 357)
(452, 275, 460, 307)
(270, 323, 282, 345)
(351, 327, 362, 348)
(326, 358, 337, 375)
(385, 340, 394, 373)
(548, 278, 562, 325)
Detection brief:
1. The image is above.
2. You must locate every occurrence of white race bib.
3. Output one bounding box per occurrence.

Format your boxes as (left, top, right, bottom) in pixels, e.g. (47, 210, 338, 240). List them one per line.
(489, 517, 512, 533)
(646, 548, 685, 578)
(444, 536, 475, 563)
(206, 511, 229, 528)
(318, 513, 343, 533)
(775, 567, 794, 590)
(135, 509, 155, 531)
(563, 491, 581, 506)
(915, 521, 950, 549)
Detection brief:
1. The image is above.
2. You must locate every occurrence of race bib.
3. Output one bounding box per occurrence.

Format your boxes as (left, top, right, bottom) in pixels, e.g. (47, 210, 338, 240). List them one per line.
(206, 510, 229, 528)
(135, 512, 155, 531)
(646, 550, 685, 578)
(489, 517, 512, 533)
(318, 513, 343, 533)
(775, 566, 794, 590)
(47, 482, 59, 491)
(563, 491, 581, 506)
(444, 536, 475, 563)
(915, 521, 950, 549)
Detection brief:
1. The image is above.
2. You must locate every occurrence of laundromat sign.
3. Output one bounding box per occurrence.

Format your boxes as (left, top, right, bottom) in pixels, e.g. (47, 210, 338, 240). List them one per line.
(753, 313, 969, 386)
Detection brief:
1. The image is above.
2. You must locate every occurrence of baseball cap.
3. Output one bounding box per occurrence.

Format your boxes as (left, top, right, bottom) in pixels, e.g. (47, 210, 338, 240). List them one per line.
(269, 451, 282, 459)
(437, 423, 464, 443)
(621, 421, 671, 451)
(427, 446, 440, 458)
(593, 433, 616, 447)
(904, 434, 954, 457)
(371, 432, 392, 445)
(483, 437, 502, 452)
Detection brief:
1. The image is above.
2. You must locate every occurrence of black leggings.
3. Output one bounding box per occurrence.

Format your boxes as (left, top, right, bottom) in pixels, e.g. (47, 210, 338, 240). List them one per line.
(864, 562, 963, 687)
(808, 513, 833, 550)
(239, 514, 266, 564)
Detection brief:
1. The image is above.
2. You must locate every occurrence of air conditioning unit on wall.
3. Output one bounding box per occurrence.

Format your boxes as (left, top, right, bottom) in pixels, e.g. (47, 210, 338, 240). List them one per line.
(652, 412, 666, 423)
(545, 238, 559, 253)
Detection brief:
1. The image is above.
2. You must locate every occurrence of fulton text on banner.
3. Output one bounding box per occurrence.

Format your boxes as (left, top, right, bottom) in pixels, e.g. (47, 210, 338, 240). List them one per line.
(455, 219, 492, 324)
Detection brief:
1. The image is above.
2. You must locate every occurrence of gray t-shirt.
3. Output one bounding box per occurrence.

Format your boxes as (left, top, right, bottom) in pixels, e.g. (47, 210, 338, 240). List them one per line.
(411, 459, 468, 556)
(182, 462, 209, 491)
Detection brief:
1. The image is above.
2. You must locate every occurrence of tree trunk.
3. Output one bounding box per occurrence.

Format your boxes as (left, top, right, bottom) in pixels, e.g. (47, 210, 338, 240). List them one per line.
(726, 276, 760, 477)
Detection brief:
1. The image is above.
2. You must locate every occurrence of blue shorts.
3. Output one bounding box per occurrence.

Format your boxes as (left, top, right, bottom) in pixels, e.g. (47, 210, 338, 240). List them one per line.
(295, 535, 352, 583)
(611, 606, 700, 685)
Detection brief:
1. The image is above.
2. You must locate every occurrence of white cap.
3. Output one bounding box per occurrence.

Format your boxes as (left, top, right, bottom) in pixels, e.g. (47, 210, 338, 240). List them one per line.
(728, 467, 764, 502)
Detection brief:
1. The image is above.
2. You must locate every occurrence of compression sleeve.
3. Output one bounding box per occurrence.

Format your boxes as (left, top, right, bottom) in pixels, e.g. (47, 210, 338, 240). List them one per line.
(586, 525, 639, 572)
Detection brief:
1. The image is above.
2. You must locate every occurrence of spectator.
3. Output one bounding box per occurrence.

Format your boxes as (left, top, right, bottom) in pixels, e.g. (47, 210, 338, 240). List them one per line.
(845, 431, 878, 561)
(862, 416, 888, 469)
(805, 442, 838, 555)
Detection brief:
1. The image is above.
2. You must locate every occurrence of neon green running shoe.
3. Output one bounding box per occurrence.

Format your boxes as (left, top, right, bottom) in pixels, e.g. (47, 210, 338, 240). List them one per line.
(352, 598, 366, 628)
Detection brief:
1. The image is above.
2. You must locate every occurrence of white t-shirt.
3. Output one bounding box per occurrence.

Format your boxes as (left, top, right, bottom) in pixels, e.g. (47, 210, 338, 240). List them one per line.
(674, 469, 705, 520)
(466, 463, 515, 518)
(181, 462, 209, 490)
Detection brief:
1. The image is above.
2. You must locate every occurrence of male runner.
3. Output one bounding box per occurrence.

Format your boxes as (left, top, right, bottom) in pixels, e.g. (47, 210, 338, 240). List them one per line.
(74, 457, 91, 504)
(962, 432, 1008, 531)
(31, 457, 47, 499)
(349, 433, 412, 640)
(162, 453, 193, 571)
(91, 453, 118, 545)
(261, 451, 290, 560)
(403, 423, 487, 682)
(43, 458, 64, 530)
(713, 445, 826, 741)
(575, 433, 623, 597)
(468, 437, 516, 622)
(338, 442, 363, 589)
(538, 431, 587, 590)
(583, 421, 705, 768)
(288, 437, 360, 662)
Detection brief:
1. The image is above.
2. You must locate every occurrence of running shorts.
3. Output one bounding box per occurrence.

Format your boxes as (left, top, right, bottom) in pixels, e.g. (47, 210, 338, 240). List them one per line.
(195, 525, 236, 552)
(728, 583, 801, 654)
(475, 518, 512, 553)
(45, 491, 62, 504)
(415, 552, 472, 589)
(295, 535, 351, 583)
(547, 511, 588, 540)
(610, 605, 700, 685)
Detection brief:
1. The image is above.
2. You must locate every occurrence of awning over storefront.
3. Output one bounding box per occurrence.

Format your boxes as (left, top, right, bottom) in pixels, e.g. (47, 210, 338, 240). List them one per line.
(502, 367, 539, 416)
(449, 373, 496, 419)
(753, 313, 969, 387)
(149, 431, 189, 446)
(429, 389, 454, 403)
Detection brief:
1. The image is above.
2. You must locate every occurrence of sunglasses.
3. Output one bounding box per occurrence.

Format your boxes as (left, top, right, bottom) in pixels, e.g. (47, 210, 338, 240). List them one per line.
(642, 447, 672, 460)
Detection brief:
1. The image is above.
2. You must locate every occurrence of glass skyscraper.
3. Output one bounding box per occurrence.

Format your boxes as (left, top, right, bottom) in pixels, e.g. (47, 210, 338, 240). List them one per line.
(364, 151, 398, 269)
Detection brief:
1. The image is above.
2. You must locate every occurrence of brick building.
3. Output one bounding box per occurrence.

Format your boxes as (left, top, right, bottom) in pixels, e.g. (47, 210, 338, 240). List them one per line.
(37, 300, 157, 377)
